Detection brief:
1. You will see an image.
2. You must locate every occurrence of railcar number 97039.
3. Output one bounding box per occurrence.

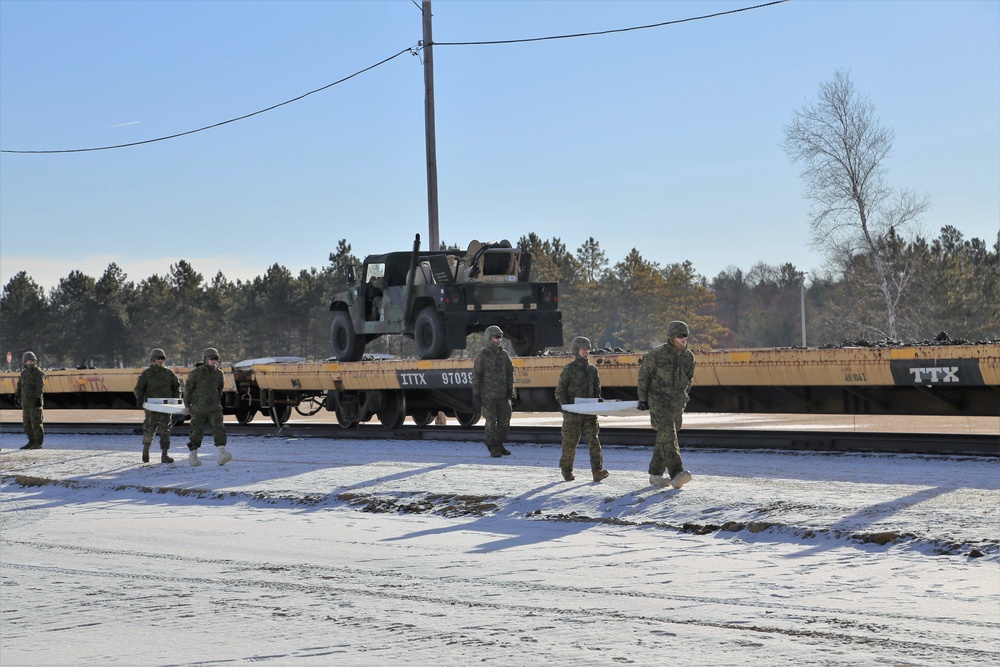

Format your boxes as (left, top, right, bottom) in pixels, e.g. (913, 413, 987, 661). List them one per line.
(396, 370, 474, 388)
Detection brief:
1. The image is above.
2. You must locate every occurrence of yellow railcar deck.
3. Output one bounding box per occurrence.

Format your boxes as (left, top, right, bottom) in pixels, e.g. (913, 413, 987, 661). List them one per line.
(247, 345, 999, 391)
(2, 344, 997, 418)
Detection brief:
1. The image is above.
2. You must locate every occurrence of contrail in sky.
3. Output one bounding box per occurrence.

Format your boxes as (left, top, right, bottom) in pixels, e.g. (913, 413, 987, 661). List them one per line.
(105, 121, 141, 129)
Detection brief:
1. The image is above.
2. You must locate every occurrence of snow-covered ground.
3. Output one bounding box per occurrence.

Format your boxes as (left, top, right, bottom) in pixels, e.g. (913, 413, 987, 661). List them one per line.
(1, 432, 998, 666)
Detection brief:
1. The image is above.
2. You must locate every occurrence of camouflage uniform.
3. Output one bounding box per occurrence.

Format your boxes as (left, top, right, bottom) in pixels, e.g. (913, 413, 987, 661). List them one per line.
(555, 336, 607, 481)
(134, 348, 181, 460)
(185, 348, 227, 451)
(14, 352, 45, 449)
(472, 325, 514, 457)
(637, 322, 696, 481)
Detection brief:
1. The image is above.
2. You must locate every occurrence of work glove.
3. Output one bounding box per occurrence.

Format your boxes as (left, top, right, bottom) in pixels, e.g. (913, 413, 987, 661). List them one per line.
(13, 396, 20, 408)
(136, 395, 144, 409)
(471, 394, 481, 411)
(637, 401, 649, 411)
(34, 398, 43, 408)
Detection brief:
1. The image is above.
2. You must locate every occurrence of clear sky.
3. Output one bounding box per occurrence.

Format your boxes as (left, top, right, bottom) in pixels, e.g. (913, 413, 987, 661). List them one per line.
(1, 0, 997, 291)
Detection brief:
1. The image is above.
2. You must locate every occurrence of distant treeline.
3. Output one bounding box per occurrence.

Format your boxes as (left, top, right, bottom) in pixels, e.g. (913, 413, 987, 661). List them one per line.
(2, 227, 997, 368)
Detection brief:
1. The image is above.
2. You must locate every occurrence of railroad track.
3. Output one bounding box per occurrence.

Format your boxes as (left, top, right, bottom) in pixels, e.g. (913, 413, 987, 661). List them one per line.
(2, 422, 996, 456)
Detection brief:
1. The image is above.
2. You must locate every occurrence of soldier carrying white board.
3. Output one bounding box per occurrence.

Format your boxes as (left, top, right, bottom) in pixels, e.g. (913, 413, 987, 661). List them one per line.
(133, 347, 181, 464)
(555, 336, 610, 482)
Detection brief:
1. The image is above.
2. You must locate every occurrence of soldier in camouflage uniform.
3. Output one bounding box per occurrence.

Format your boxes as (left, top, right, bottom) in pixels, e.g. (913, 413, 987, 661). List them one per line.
(184, 347, 232, 467)
(134, 347, 181, 464)
(471, 325, 515, 458)
(15, 351, 45, 450)
(555, 336, 610, 482)
(637, 321, 696, 489)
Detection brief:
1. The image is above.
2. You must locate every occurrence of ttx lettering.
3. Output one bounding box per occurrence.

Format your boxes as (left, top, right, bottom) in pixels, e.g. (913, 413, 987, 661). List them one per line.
(399, 373, 428, 386)
(908, 367, 960, 383)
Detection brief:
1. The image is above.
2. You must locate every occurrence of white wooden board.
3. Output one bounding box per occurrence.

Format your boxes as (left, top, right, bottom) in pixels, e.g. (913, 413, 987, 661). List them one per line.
(143, 398, 189, 416)
(560, 399, 644, 416)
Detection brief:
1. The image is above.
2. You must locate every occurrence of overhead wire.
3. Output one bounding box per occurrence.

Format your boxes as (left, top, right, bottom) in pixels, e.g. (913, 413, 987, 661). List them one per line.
(433, 0, 789, 46)
(1, 46, 417, 154)
(1, 1, 790, 155)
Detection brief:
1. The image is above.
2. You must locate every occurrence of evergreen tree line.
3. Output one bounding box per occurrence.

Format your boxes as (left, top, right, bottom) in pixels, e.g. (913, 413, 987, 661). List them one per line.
(1, 226, 996, 369)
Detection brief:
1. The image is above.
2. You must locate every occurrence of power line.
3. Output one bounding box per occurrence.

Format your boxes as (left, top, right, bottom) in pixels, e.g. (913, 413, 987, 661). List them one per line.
(433, 0, 790, 46)
(1, 1, 790, 155)
(1, 46, 417, 154)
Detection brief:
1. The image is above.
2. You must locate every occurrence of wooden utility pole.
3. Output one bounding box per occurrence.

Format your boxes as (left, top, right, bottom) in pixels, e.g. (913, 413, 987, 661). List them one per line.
(421, 0, 440, 251)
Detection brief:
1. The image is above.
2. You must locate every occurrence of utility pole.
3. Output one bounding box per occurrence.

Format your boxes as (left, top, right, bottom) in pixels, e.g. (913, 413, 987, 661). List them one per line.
(421, 0, 440, 251)
(799, 273, 807, 347)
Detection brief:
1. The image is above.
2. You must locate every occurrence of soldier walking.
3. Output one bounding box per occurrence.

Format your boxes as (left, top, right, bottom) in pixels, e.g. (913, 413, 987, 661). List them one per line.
(637, 321, 696, 489)
(184, 347, 232, 467)
(555, 337, 609, 482)
(471, 325, 515, 458)
(15, 351, 45, 450)
(134, 347, 180, 463)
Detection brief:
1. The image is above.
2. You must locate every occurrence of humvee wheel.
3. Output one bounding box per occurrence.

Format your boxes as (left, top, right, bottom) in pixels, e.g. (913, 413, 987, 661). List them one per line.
(331, 311, 365, 362)
(511, 324, 545, 356)
(414, 307, 449, 359)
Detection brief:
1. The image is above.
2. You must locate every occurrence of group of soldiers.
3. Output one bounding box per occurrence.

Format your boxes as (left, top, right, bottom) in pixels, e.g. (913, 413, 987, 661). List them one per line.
(10, 347, 232, 467)
(133, 346, 232, 467)
(470, 319, 696, 489)
(12, 320, 696, 489)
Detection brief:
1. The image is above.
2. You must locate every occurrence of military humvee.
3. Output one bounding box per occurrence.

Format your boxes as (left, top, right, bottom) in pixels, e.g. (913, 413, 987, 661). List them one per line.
(329, 235, 562, 361)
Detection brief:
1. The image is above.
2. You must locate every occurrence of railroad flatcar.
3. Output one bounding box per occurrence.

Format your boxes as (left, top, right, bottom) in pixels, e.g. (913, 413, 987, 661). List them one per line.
(2, 344, 997, 429)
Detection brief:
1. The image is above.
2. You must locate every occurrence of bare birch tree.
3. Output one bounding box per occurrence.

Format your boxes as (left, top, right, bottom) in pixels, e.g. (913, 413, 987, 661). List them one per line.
(783, 70, 928, 339)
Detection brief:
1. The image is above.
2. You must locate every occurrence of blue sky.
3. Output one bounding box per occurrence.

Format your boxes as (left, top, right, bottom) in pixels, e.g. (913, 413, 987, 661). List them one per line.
(1, 0, 998, 291)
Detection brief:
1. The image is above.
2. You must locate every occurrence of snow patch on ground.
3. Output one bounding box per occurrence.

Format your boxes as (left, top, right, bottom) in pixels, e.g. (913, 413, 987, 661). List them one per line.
(2, 434, 998, 665)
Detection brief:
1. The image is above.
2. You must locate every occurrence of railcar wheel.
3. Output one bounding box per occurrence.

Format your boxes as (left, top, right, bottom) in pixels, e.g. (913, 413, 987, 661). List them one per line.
(331, 311, 365, 362)
(414, 307, 449, 359)
(235, 405, 256, 424)
(335, 406, 359, 428)
(270, 405, 292, 426)
(410, 410, 434, 427)
(378, 391, 407, 430)
(454, 408, 481, 427)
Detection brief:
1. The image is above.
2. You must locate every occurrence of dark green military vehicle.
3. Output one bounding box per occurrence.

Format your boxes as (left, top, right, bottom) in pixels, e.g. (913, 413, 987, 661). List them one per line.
(329, 235, 563, 361)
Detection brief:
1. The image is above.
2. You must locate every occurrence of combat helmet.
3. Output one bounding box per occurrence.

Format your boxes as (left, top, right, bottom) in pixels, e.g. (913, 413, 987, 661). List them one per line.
(23, 351, 37, 362)
(150, 348, 166, 361)
(203, 347, 220, 360)
(571, 336, 592, 353)
(667, 321, 690, 338)
(485, 325, 504, 341)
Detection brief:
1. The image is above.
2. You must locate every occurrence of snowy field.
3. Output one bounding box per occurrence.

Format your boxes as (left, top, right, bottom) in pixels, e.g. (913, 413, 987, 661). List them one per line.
(1, 432, 998, 666)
